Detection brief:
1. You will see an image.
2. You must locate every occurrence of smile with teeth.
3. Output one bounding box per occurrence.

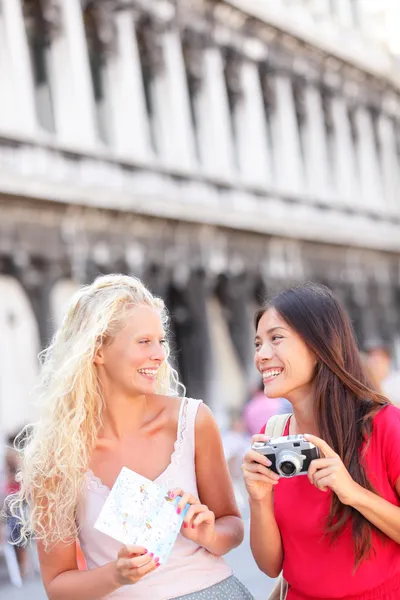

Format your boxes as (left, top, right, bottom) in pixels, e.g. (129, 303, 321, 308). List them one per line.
(138, 368, 158, 378)
(262, 368, 283, 381)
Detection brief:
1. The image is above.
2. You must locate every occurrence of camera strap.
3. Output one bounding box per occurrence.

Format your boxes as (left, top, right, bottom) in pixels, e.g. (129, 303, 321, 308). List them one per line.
(265, 413, 292, 438)
(266, 412, 292, 600)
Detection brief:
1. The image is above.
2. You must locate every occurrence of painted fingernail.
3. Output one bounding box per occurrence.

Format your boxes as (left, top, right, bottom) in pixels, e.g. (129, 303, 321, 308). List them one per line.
(143, 549, 148, 554)
(191, 524, 195, 529)
(149, 553, 154, 557)
(154, 556, 159, 562)
(177, 507, 181, 514)
(169, 491, 174, 499)
(183, 522, 188, 528)
(156, 562, 161, 568)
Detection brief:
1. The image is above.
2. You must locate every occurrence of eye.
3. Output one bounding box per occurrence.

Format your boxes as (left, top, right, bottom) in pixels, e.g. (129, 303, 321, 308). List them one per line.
(254, 341, 261, 350)
(272, 335, 283, 342)
(160, 339, 167, 346)
(139, 339, 150, 344)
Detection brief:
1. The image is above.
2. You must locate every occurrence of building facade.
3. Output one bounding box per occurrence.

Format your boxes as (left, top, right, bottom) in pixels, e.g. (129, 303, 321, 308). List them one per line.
(1, 0, 400, 440)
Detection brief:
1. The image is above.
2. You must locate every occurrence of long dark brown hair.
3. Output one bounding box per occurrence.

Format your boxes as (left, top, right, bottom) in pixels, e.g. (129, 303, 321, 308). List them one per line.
(256, 282, 390, 567)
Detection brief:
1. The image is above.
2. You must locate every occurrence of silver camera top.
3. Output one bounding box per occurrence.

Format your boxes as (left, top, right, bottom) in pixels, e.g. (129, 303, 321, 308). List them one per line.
(252, 434, 313, 451)
(252, 433, 319, 478)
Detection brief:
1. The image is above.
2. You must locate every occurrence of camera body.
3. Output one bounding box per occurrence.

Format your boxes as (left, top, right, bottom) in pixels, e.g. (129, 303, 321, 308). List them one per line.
(252, 434, 319, 478)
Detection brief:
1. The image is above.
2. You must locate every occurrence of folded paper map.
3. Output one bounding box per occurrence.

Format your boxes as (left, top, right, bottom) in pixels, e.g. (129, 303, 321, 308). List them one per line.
(94, 467, 189, 564)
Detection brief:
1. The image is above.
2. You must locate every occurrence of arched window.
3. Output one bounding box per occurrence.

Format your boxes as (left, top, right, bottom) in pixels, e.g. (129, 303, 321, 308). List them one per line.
(23, 0, 55, 132)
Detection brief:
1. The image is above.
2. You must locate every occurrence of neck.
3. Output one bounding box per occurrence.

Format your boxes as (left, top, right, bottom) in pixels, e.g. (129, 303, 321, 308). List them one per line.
(286, 383, 319, 436)
(100, 381, 149, 439)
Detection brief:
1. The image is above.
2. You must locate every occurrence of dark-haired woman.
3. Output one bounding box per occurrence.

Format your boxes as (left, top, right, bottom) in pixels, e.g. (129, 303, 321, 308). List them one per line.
(242, 283, 400, 600)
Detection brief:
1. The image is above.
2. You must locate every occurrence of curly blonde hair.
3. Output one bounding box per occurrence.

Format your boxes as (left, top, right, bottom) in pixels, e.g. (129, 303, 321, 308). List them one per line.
(7, 274, 184, 550)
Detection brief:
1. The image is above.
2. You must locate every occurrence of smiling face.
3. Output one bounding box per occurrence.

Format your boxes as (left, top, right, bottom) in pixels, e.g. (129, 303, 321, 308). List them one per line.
(254, 308, 317, 401)
(94, 304, 167, 397)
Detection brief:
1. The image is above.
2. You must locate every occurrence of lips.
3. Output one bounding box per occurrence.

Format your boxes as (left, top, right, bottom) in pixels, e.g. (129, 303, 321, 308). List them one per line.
(137, 368, 158, 379)
(262, 368, 283, 382)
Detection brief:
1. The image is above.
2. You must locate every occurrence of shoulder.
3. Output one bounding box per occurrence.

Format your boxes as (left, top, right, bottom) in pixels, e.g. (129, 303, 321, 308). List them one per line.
(370, 404, 400, 487)
(193, 403, 221, 446)
(372, 404, 400, 431)
(194, 402, 214, 433)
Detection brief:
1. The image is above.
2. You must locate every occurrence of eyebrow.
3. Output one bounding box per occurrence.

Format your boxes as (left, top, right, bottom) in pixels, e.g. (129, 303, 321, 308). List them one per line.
(254, 326, 288, 339)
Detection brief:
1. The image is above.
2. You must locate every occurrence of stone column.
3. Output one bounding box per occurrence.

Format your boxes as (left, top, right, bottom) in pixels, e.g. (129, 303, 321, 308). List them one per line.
(0, 14, 16, 133)
(216, 273, 257, 382)
(168, 269, 213, 403)
(105, 7, 153, 160)
(57, 0, 98, 147)
(232, 57, 271, 187)
(336, 0, 355, 27)
(160, 26, 197, 171)
(1, 0, 37, 136)
(271, 73, 305, 194)
(378, 114, 399, 215)
(354, 105, 384, 212)
(330, 94, 360, 204)
(16, 259, 63, 349)
(303, 82, 331, 199)
(196, 45, 236, 180)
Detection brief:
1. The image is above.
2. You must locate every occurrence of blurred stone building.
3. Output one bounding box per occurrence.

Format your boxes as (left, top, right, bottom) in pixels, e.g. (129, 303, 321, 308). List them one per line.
(1, 0, 400, 440)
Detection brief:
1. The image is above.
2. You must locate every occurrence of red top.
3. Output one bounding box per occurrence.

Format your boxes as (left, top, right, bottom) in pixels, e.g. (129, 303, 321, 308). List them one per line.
(261, 405, 400, 599)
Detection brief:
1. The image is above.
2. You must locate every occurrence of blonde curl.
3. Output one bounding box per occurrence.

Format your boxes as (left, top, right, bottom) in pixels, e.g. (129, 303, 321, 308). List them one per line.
(6, 274, 185, 550)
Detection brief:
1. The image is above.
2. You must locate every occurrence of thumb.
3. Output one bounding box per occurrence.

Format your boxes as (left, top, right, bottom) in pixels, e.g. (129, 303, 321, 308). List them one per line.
(118, 545, 148, 559)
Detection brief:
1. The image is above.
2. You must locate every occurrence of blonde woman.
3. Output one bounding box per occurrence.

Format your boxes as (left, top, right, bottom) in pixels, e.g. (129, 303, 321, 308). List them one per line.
(9, 274, 253, 600)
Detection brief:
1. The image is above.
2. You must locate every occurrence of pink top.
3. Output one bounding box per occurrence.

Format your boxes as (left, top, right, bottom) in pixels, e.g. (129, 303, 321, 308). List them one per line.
(77, 398, 232, 599)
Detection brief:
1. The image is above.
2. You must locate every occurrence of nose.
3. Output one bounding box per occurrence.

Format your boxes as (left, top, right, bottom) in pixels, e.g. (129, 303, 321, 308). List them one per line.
(256, 341, 273, 362)
(150, 341, 166, 362)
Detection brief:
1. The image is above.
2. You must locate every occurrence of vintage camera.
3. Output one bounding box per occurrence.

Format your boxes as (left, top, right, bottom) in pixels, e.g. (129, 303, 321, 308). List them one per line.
(252, 434, 319, 478)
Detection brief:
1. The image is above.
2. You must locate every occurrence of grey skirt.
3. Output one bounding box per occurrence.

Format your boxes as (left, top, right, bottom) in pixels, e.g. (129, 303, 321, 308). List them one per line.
(171, 576, 255, 599)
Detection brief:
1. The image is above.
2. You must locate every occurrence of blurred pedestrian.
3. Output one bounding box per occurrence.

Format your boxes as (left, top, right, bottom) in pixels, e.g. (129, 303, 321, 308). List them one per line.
(222, 410, 251, 511)
(3, 431, 29, 578)
(8, 274, 253, 600)
(243, 381, 291, 436)
(364, 340, 400, 406)
(242, 283, 400, 600)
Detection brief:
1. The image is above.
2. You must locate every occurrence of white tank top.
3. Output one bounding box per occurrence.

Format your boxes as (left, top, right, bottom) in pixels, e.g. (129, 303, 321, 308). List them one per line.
(77, 398, 233, 599)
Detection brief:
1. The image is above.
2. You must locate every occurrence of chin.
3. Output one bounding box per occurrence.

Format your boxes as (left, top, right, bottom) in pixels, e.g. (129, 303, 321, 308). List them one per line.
(263, 385, 286, 399)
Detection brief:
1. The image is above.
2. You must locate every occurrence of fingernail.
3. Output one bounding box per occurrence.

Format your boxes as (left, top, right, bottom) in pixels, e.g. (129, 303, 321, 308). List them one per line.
(191, 524, 195, 529)
(143, 549, 148, 554)
(183, 522, 188, 528)
(177, 507, 181, 514)
(156, 562, 161, 568)
(154, 556, 159, 562)
(149, 553, 154, 557)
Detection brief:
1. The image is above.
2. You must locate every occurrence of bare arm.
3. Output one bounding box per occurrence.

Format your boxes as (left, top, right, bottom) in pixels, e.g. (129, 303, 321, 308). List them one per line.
(173, 404, 244, 556)
(349, 477, 400, 544)
(39, 541, 158, 600)
(195, 404, 244, 555)
(242, 434, 283, 578)
(249, 496, 283, 578)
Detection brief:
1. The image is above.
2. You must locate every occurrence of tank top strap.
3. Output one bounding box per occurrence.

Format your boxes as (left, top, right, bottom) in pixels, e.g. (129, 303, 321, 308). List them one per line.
(171, 397, 202, 472)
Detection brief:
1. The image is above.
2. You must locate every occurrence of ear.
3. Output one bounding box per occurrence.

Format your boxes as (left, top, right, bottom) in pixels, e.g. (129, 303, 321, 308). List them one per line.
(93, 345, 105, 366)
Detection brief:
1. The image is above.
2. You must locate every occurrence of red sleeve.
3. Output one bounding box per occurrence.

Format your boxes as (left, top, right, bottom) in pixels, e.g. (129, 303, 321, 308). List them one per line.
(373, 405, 400, 487)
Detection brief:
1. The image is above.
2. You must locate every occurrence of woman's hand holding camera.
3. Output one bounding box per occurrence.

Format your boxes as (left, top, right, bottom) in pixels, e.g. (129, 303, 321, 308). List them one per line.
(242, 434, 280, 502)
(114, 546, 159, 586)
(305, 434, 362, 506)
(169, 488, 217, 550)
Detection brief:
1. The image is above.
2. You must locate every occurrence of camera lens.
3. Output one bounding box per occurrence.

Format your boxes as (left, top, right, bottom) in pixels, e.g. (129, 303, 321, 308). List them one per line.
(280, 461, 296, 476)
(276, 451, 303, 477)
